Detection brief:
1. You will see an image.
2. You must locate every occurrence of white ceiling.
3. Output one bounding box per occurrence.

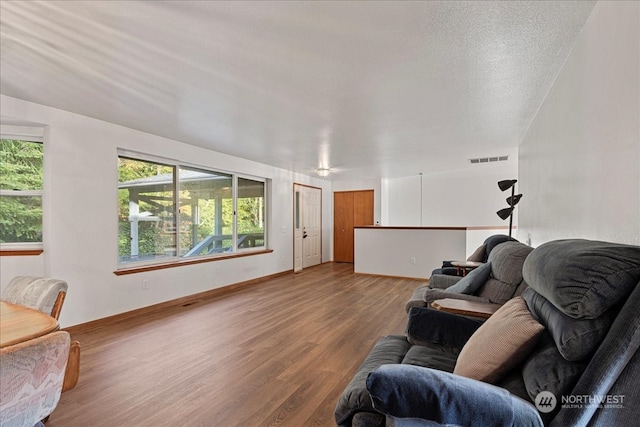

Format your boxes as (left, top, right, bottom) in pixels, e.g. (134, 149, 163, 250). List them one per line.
(0, 1, 595, 180)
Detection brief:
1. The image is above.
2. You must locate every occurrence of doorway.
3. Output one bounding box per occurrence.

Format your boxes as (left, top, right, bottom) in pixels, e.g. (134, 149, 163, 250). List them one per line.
(294, 184, 322, 272)
(333, 190, 374, 263)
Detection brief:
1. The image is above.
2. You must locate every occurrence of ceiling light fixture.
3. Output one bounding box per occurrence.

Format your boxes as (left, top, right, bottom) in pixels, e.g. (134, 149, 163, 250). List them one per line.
(316, 168, 330, 177)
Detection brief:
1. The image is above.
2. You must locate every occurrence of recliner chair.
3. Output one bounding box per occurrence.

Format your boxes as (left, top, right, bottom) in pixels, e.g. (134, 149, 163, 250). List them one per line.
(430, 234, 513, 276)
(335, 239, 640, 426)
(406, 240, 533, 312)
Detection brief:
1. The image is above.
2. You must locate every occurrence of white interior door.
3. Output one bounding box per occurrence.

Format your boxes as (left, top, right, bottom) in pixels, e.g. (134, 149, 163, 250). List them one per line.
(294, 184, 321, 271)
(294, 187, 303, 272)
(302, 186, 321, 268)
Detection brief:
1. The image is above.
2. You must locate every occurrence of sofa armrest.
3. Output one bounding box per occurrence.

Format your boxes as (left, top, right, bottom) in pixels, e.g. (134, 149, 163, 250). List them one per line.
(423, 288, 491, 305)
(334, 335, 412, 426)
(406, 307, 482, 349)
(366, 365, 543, 427)
(428, 274, 462, 289)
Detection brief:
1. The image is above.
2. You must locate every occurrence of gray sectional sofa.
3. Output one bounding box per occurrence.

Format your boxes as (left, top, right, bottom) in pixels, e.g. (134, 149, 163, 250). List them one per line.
(430, 234, 512, 277)
(335, 239, 640, 427)
(406, 240, 533, 312)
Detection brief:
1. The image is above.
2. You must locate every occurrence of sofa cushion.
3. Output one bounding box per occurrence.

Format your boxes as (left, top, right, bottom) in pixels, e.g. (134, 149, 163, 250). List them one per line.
(401, 345, 457, 372)
(454, 297, 545, 384)
(488, 242, 532, 283)
(513, 280, 529, 297)
(522, 333, 587, 423)
(334, 332, 462, 426)
(445, 262, 492, 295)
(406, 306, 482, 350)
(523, 288, 616, 361)
(496, 369, 531, 403)
(522, 239, 640, 319)
(405, 285, 430, 312)
(467, 244, 487, 262)
(351, 412, 385, 427)
(428, 274, 464, 289)
(477, 242, 533, 304)
(484, 234, 514, 259)
(334, 335, 411, 426)
(366, 365, 544, 427)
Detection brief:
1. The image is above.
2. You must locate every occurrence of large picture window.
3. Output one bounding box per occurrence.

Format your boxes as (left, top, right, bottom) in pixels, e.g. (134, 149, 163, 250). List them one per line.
(0, 138, 44, 249)
(118, 153, 267, 267)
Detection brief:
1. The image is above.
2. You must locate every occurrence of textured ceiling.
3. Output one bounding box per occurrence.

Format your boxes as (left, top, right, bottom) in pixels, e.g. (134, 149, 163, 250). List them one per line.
(0, 1, 595, 180)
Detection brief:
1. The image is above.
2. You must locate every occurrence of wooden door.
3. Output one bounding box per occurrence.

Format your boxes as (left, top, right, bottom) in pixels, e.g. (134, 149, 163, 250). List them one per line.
(334, 190, 374, 263)
(354, 190, 374, 226)
(334, 192, 354, 262)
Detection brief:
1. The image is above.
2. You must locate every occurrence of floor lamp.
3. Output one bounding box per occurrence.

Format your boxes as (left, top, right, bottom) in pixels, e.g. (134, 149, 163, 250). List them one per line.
(496, 179, 522, 239)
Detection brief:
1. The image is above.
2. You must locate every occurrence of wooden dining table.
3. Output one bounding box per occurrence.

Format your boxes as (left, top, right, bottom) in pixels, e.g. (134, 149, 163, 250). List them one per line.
(0, 300, 60, 348)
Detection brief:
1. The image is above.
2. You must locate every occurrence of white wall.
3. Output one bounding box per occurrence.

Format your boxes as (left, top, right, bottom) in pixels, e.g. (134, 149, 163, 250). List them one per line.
(0, 95, 331, 327)
(385, 175, 422, 226)
(0, 254, 45, 281)
(384, 162, 519, 232)
(355, 227, 466, 279)
(519, 1, 640, 246)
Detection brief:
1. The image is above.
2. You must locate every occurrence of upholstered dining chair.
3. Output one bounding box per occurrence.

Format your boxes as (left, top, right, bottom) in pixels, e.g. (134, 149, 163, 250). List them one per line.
(2, 276, 68, 320)
(0, 331, 71, 427)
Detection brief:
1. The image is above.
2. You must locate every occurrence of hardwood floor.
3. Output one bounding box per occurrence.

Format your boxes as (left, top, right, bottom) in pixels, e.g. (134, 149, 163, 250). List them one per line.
(48, 263, 425, 427)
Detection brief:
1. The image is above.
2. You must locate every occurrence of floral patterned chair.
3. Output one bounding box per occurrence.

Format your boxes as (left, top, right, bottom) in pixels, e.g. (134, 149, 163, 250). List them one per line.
(0, 331, 71, 426)
(2, 276, 68, 320)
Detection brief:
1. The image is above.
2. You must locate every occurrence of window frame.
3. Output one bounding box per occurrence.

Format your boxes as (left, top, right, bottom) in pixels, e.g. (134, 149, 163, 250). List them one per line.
(116, 150, 269, 271)
(0, 129, 45, 253)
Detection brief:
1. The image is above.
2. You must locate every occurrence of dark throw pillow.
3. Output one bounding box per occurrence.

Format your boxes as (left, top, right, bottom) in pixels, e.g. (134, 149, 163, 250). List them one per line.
(522, 239, 640, 319)
(445, 262, 492, 295)
(467, 244, 487, 262)
(522, 287, 616, 361)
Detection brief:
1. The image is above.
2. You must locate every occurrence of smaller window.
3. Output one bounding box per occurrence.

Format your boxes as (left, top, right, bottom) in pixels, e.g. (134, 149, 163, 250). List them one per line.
(178, 166, 233, 256)
(0, 138, 44, 249)
(237, 177, 266, 250)
(118, 157, 176, 264)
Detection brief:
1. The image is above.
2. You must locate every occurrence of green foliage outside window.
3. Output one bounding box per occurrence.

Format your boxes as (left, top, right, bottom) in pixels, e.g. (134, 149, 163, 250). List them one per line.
(0, 139, 43, 243)
(118, 157, 175, 260)
(118, 155, 266, 264)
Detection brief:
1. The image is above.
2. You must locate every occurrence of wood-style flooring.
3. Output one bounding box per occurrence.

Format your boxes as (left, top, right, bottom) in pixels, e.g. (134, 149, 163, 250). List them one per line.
(48, 263, 425, 427)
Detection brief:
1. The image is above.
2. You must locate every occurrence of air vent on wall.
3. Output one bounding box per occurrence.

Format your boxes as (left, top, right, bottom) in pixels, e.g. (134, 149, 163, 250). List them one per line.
(469, 155, 509, 164)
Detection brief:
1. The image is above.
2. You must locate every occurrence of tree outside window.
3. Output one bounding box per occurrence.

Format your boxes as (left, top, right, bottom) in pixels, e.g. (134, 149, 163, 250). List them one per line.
(118, 157, 176, 262)
(0, 139, 43, 245)
(118, 154, 267, 267)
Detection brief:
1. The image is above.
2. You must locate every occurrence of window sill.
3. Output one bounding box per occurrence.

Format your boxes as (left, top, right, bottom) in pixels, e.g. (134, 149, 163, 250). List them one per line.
(0, 249, 44, 256)
(114, 249, 274, 275)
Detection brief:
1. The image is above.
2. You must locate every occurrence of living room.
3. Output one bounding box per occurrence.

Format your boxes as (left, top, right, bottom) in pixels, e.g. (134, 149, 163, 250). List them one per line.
(1, 1, 638, 426)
